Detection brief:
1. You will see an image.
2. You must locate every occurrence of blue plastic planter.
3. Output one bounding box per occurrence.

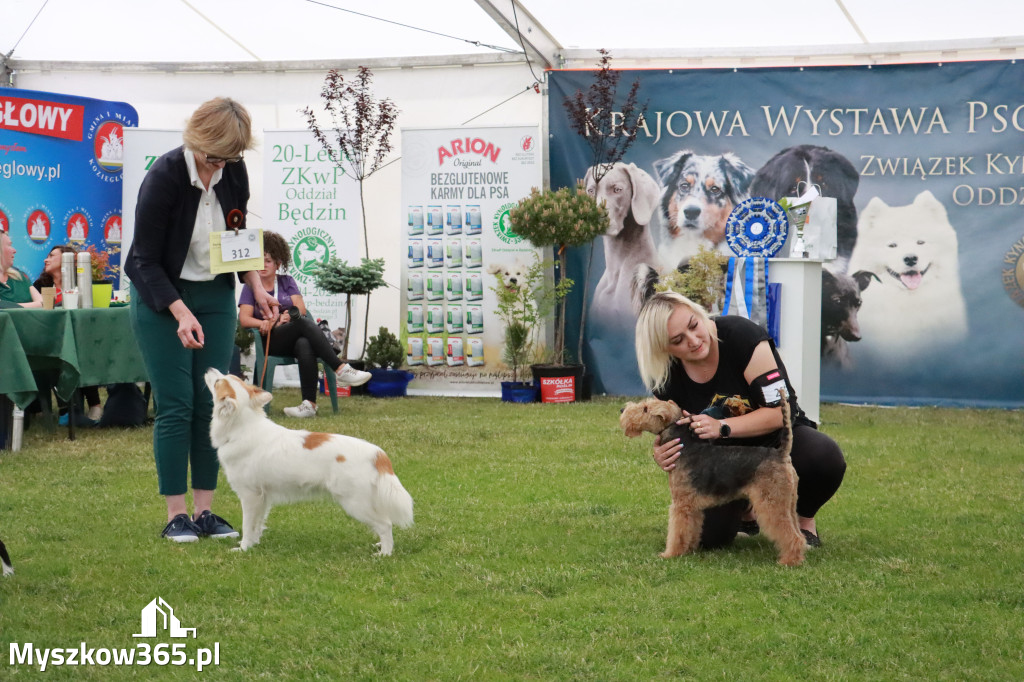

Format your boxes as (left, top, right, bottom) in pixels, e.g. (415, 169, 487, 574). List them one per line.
(366, 369, 414, 397)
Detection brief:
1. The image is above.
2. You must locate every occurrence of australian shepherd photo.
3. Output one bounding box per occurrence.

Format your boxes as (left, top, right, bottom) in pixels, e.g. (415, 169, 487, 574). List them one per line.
(652, 149, 755, 268)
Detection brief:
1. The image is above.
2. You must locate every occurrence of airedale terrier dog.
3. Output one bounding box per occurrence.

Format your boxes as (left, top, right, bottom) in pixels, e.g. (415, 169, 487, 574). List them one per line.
(619, 393, 805, 566)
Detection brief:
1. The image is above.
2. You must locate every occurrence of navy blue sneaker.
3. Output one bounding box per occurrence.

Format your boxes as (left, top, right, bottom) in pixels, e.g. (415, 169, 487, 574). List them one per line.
(193, 510, 239, 539)
(802, 529, 822, 548)
(161, 514, 201, 543)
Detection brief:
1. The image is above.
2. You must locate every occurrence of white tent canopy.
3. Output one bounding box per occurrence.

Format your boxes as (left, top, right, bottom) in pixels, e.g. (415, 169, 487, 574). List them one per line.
(4, 0, 1024, 72)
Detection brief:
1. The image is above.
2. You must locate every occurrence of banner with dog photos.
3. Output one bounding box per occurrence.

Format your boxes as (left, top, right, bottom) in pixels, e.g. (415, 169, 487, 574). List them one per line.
(1, 88, 137, 288)
(549, 60, 1024, 408)
(400, 126, 542, 396)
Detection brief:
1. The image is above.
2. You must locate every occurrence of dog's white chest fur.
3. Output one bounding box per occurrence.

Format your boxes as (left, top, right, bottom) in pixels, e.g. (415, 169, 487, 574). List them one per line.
(204, 369, 413, 555)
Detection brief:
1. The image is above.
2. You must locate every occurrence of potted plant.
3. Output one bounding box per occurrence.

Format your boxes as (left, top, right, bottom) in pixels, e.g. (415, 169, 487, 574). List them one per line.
(490, 253, 570, 403)
(86, 244, 119, 308)
(653, 245, 729, 313)
(507, 185, 608, 402)
(364, 326, 413, 397)
(312, 256, 386, 363)
(562, 49, 647, 365)
(303, 66, 399, 355)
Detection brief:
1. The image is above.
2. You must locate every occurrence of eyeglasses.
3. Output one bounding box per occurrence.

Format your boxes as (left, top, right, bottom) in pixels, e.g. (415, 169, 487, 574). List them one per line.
(204, 153, 244, 165)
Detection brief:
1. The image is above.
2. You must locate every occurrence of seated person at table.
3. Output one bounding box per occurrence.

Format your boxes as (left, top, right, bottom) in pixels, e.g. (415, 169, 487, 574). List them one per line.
(238, 230, 370, 418)
(1, 231, 42, 308)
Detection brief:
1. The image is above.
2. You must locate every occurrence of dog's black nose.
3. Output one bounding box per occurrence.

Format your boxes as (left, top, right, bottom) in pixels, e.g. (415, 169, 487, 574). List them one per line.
(683, 206, 701, 221)
(904, 255, 918, 267)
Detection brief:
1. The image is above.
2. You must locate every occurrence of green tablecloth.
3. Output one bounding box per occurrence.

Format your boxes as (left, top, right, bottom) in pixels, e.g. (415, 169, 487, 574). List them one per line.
(0, 307, 148, 409)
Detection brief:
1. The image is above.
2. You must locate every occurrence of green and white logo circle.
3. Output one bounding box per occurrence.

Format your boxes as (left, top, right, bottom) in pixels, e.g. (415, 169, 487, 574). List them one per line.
(492, 202, 523, 245)
(289, 227, 336, 286)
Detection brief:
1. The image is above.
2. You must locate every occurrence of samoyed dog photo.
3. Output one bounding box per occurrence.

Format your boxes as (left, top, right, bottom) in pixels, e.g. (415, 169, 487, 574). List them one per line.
(847, 190, 968, 361)
(204, 369, 413, 555)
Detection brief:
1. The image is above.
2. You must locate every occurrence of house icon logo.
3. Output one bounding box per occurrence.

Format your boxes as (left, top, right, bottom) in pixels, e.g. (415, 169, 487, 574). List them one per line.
(133, 597, 196, 639)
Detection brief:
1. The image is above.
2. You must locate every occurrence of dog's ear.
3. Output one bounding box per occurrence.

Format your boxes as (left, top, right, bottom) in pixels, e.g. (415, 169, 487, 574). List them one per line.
(852, 270, 881, 292)
(667, 399, 678, 409)
(652, 150, 693, 185)
(485, 263, 502, 275)
(626, 163, 661, 225)
(250, 388, 273, 408)
(857, 196, 889, 231)
(719, 153, 755, 199)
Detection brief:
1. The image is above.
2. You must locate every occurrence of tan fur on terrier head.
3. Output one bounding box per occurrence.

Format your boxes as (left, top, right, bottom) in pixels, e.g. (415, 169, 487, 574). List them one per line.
(619, 398, 684, 438)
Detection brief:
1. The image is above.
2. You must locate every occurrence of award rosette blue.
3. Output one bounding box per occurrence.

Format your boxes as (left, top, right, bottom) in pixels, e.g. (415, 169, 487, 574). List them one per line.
(725, 197, 789, 257)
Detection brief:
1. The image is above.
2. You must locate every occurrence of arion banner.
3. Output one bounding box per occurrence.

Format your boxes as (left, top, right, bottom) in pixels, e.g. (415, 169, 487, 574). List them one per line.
(400, 126, 542, 396)
(0, 88, 137, 283)
(548, 60, 1024, 407)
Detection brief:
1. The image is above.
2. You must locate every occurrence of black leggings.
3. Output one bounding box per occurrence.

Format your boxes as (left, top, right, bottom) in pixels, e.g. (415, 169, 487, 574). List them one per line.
(700, 423, 847, 548)
(262, 316, 341, 403)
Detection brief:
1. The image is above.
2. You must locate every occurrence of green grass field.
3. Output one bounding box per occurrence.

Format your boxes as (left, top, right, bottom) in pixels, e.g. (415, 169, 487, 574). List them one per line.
(1, 392, 1022, 680)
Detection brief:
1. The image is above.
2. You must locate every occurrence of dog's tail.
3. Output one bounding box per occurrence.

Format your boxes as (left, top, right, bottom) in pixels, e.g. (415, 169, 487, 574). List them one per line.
(374, 452, 414, 529)
(0, 539, 13, 577)
(777, 390, 793, 460)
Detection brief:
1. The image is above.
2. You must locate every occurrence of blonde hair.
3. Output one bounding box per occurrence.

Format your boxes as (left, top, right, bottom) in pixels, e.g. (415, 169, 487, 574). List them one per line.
(1, 231, 24, 280)
(635, 291, 712, 393)
(182, 97, 253, 159)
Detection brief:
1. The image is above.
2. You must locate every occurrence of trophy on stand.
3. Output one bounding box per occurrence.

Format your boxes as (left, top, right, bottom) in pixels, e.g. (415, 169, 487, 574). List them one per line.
(778, 184, 819, 259)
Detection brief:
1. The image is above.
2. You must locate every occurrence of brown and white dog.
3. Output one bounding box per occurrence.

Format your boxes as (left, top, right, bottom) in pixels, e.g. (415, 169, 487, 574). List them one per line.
(652, 150, 755, 268)
(585, 162, 663, 319)
(204, 369, 413, 555)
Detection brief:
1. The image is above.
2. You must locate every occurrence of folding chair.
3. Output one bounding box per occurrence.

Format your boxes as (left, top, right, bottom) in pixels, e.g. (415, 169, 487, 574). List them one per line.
(250, 313, 339, 414)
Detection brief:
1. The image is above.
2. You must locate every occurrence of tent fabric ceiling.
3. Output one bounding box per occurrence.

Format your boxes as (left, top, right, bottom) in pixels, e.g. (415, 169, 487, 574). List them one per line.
(3, 0, 1024, 66)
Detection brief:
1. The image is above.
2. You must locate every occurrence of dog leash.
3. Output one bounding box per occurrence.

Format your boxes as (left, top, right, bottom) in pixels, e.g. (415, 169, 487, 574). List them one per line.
(259, 321, 272, 389)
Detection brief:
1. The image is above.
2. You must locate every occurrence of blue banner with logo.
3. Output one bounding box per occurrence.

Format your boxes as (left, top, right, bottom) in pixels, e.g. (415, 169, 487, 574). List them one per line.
(0, 88, 137, 284)
(548, 60, 1024, 407)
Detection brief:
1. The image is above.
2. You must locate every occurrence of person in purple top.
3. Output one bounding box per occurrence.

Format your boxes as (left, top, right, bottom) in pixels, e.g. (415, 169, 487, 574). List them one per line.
(238, 230, 370, 418)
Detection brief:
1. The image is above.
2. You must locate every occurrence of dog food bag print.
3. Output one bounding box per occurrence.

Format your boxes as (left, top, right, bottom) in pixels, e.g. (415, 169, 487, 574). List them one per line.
(465, 305, 484, 334)
(426, 205, 443, 235)
(465, 273, 483, 301)
(446, 272, 463, 301)
(407, 272, 424, 301)
(446, 304, 464, 334)
(446, 205, 462, 235)
(465, 239, 483, 268)
(465, 205, 482, 235)
(407, 240, 424, 269)
(427, 239, 444, 269)
(407, 305, 424, 334)
(425, 272, 444, 301)
(426, 305, 444, 334)
(426, 337, 445, 366)
(408, 206, 424, 236)
(466, 338, 485, 367)
(445, 239, 463, 269)
(407, 337, 424, 366)
(446, 337, 465, 366)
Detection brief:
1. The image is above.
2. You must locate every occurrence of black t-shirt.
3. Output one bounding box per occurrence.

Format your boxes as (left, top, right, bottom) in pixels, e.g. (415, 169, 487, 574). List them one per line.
(653, 316, 810, 447)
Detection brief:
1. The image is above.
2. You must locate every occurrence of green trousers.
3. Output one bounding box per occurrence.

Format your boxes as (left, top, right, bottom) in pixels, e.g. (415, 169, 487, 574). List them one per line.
(130, 278, 236, 496)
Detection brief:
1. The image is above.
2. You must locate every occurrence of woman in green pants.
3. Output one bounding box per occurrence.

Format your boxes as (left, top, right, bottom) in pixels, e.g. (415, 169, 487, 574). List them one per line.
(125, 98, 277, 542)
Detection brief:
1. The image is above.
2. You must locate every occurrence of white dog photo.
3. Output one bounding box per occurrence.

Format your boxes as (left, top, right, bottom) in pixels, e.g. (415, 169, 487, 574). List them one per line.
(847, 190, 968, 361)
(204, 369, 414, 555)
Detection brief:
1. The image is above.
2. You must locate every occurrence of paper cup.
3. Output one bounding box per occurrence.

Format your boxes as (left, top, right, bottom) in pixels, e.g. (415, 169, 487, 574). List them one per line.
(41, 287, 56, 309)
(63, 291, 80, 309)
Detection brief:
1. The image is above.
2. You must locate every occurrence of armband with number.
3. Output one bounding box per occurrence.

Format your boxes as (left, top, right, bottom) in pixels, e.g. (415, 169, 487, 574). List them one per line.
(750, 370, 788, 407)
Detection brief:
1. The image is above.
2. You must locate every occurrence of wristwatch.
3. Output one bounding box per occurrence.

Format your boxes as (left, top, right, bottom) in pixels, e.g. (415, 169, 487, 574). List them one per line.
(719, 421, 731, 438)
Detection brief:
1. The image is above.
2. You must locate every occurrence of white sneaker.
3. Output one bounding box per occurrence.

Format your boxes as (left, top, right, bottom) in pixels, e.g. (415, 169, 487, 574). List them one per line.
(336, 364, 372, 387)
(283, 400, 318, 418)
(87, 404, 103, 421)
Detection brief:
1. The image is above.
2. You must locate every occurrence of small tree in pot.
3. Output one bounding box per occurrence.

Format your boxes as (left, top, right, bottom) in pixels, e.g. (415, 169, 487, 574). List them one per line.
(507, 184, 608, 366)
(364, 326, 413, 398)
(490, 253, 571, 388)
(312, 257, 386, 361)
